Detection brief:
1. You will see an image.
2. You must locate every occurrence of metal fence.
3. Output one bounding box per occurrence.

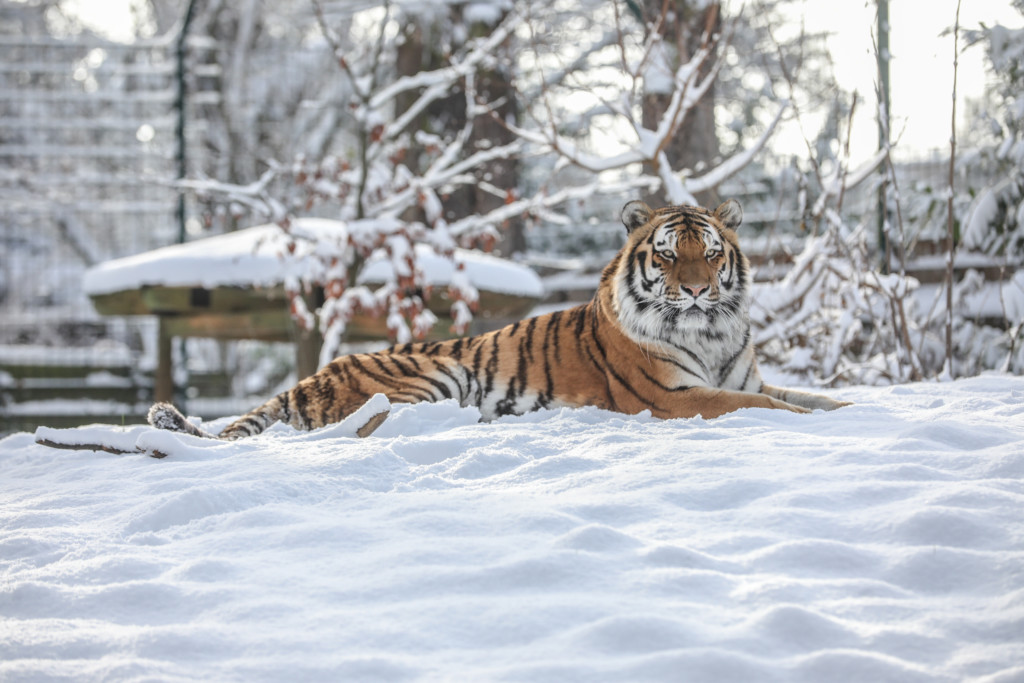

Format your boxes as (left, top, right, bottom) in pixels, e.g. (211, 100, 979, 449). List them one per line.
(0, 33, 181, 297)
(0, 29, 206, 433)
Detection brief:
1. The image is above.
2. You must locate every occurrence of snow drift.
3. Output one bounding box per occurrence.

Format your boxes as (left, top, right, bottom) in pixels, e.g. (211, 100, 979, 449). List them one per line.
(1, 375, 1023, 681)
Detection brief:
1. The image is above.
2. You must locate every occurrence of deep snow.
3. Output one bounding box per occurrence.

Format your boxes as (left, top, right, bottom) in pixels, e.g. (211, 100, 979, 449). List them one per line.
(2, 375, 1024, 682)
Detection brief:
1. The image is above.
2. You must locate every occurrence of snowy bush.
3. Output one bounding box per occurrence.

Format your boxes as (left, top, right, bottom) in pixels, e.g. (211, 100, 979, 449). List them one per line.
(962, 6, 1024, 261)
(751, 218, 931, 386)
(747, 2, 1024, 386)
(752, 203, 1024, 385)
(752, 184, 1024, 384)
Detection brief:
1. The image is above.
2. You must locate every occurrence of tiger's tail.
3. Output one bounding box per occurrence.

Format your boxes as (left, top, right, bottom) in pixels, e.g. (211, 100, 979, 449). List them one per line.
(147, 402, 221, 439)
(146, 393, 287, 441)
(217, 393, 290, 440)
(148, 391, 390, 441)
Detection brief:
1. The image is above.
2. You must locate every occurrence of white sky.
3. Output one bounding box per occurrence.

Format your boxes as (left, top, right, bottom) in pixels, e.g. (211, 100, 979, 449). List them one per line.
(793, 0, 1022, 163)
(60, 0, 148, 41)
(65, 0, 1023, 163)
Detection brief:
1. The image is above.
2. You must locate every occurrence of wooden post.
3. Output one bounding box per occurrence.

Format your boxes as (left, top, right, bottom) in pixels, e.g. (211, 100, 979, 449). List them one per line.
(155, 316, 174, 403)
(294, 289, 324, 380)
(295, 329, 322, 381)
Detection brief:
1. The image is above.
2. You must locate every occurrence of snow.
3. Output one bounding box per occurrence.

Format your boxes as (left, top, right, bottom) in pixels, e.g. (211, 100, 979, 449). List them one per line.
(0, 343, 134, 368)
(81, 218, 542, 299)
(462, 1, 510, 27)
(81, 219, 350, 295)
(3, 374, 1024, 681)
(360, 244, 543, 298)
(1, 398, 145, 418)
(914, 275, 1024, 322)
(963, 186, 1003, 253)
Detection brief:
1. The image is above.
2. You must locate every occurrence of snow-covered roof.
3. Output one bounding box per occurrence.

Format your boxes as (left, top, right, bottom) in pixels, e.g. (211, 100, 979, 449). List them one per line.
(358, 243, 543, 298)
(82, 218, 543, 299)
(82, 219, 346, 295)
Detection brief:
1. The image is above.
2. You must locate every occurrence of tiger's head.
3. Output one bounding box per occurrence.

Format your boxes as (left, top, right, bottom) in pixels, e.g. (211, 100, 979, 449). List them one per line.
(608, 199, 751, 343)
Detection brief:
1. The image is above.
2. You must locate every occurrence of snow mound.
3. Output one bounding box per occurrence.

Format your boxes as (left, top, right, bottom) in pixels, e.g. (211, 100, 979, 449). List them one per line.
(2, 375, 1024, 681)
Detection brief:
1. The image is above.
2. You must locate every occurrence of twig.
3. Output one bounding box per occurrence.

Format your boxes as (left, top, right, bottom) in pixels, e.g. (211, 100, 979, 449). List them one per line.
(944, 0, 962, 378)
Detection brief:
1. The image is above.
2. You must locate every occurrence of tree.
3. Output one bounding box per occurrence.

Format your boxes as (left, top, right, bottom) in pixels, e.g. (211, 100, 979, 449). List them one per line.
(747, 2, 1024, 384)
(393, 4, 523, 253)
(181, 2, 531, 367)
(639, 0, 722, 206)
(502, 0, 818, 212)
(177, 0, 833, 370)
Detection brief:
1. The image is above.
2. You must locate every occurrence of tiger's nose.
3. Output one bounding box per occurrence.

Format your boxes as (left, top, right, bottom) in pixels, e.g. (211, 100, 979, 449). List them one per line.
(682, 284, 708, 298)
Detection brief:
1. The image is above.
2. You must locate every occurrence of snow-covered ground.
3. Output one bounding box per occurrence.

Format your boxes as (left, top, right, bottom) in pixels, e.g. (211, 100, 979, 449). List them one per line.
(2, 375, 1023, 682)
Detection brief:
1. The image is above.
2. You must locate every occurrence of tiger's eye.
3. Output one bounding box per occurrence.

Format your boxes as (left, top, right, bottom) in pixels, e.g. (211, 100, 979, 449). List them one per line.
(659, 250, 675, 261)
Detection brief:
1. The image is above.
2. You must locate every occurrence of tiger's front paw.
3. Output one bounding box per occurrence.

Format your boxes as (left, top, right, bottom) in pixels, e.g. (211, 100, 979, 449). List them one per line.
(769, 398, 811, 414)
(822, 398, 853, 411)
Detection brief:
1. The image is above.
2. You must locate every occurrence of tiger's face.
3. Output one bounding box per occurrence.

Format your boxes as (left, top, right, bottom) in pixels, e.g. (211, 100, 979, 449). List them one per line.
(611, 199, 750, 342)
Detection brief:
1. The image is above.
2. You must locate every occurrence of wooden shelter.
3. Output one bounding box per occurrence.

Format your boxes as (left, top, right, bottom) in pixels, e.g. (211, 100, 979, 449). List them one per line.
(84, 220, 543, 402)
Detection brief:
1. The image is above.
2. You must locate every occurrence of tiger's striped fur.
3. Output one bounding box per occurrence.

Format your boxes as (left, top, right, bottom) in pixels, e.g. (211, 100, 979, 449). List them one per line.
(148, 199, 849, 440)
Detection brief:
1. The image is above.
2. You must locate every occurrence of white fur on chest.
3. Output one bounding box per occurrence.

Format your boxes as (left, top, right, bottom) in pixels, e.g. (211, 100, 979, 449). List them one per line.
(613, 266, 759, 391)
(665, 322, 757, 389)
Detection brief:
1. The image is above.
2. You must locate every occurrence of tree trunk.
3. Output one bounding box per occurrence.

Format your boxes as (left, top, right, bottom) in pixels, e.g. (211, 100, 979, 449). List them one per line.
(469, 22, 522, 255)
(396, 6, 523, 254)
(642, 0, 721, 208)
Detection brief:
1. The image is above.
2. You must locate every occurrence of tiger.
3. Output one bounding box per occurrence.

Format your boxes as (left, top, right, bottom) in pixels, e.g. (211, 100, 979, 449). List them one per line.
(148, 199, 849, 440)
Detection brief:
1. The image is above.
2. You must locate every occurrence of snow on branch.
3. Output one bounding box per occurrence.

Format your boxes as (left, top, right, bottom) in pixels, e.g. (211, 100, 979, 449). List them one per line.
(507, 2, 781, 205)
(379, 140, 526, 220)
(178, 168, 287, 224)
(647, 44, 719, 158)
(809, 147, 888, 221)
(368, 11, 520, 112)
(687, 102, 789, 195)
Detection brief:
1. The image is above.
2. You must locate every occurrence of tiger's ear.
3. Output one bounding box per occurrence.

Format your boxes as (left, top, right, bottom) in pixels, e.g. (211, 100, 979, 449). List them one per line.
(714, 199, 743, 230)
(621, 200, 653, 233)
